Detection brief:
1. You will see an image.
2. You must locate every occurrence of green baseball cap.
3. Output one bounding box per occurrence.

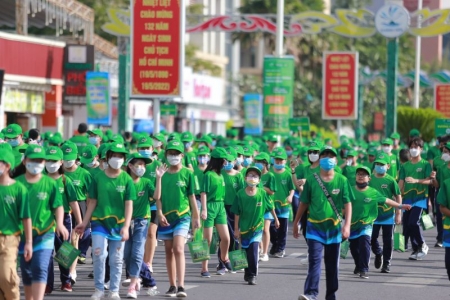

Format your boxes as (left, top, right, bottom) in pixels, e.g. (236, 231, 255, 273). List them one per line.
(367, 148, 378, 156)
(46, 146, 63, 161)
(80, 144, 98, 165)
(242, 145, 253, 157)
(108, 143, 128, 155)
(381, 138, 393, 146)
(254, 152, 270, 164)
(246, 166, 262, 177)
(308, 141, 322, 151)
(273, 148, 287, 160)
(356, 166, 371, 176)
(152, 133, 166, 142)
(87, 129, 104, 138)
(61, 142, 78, 160)
(390, 132, 400, 140)
(181, 131, 194, 142)
(4, 124, 22, 139)
(226, 129, 238, 137)
(197, 146, 210, 156)
(198, 135, 213, 145)
(409, 129, 420, 137)
(24, 144, 46, 160)
(0, 143, 12, 152)
(126, 152, 152, 165)
(226, 147, 238, 160)
(0, 148, 15, 167)
(267, 135, 278, 143)
(347, 150, 358, 157)
(207, 133, 217, 140)
(49, 134, 64, 146)
(165, 140, 184, 153)
(211, 147, 233, 161)
(374, 153, 389, 165)
(444, 142, 450, 151)
(101, 143, 111, 159)
(320, 146, 338, 157)
(109, 134, 124, 143)
(137, 136, 152, 148)
(234, 146, 244, 156)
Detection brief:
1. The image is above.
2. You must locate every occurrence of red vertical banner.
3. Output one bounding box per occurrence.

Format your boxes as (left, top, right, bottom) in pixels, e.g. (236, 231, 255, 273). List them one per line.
(131, 0, 184, 98)
(43, 85, 62, 127)
(322, 52, 358, 120)
(435, 84, 450, 118)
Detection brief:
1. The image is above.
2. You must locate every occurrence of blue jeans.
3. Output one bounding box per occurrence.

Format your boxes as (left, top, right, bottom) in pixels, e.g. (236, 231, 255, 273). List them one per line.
(371, 224, 394, 265)
(48, 213, 72, 289)
(403, 207, 424, 251)
(270, 217, 288, 253)
(244, 242, 259, 277)
(304, 239, 340, 300)
(21, 248, 54, 286)
(124, 218, 149, 278)
(92, 234, 124, 292)
(350, 235, 371, 273)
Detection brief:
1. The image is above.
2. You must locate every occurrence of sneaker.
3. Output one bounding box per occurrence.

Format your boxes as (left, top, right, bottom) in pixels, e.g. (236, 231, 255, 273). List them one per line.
(274, 251, 285, 258)
(70, 271, 77, 285)
(223, 260, 235, 273)
(259, 254, 269, 262)
(88, 271, 94, 279)
(78, 256, 87, 264)
(176, 286, 187, 298)
(409, 251, 418, 260)
(244, 274, 249, 282)
(353, 267, 360, 275)
(248, 276, 257, 285)
(417, 246, 428, 260)
(44, 285, 52, 295)
(435, 241, 443, 248)
(165, 286, 177, 297)
(122, 279, 131, 287)
(300, 255, 309, 265)
(109, 291, 121, 299)
(374, 254, 383, 269)
(422, 243, 429, 255)
(381, 263, 390, 273)
(104, 281, 110, 290)
(201, 271, 211, 278)
(216, 268, 226, 275)
(61, 282, 73, 292)
(90, 289, 105, 300)
(298, 295, 315, 300)
(127, 286, 137, 299)
(360, 272, 369, 279)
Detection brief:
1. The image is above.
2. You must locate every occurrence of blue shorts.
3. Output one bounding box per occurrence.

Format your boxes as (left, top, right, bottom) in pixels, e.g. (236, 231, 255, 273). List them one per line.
(158, 216, 190, 240)
(264, 212, 274, 220)
(20, 248, 53, 285)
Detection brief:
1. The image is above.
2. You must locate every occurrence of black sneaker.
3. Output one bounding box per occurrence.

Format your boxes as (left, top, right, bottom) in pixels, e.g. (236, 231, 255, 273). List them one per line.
(176, 286, 187, 298)
(374, 254, 383, 269)
(244, 275, 249, 282)
(353, 266, 360, 275)
(88, 271, 94, 279)
(435, 241, 443, 248)
(360, 272, 369, 279)
(381, 263, 390, 273)
(248, 276, 257, 285)
(165, 286, 177, 297)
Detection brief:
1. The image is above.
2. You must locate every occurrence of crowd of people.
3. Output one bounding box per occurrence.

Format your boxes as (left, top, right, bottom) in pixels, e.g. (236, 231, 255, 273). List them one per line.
(0, 122, 447, 300)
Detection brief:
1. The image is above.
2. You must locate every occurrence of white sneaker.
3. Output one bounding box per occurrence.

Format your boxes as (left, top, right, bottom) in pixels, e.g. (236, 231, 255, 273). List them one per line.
(126, 286, 137, 299)
(259, 254, 269, 262)
(70, 271, 77, 284)
(109, 291, 121, 299)
(122, 279, 131, 287)
(422, 243, 429, 255)
(90, 289, 104, 300)
(104, 281, 110, 290)
(300, 255, 309, 265)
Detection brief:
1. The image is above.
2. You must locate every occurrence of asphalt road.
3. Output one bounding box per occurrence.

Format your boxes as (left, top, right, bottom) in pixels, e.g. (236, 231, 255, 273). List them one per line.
(20, 226, 449, 300)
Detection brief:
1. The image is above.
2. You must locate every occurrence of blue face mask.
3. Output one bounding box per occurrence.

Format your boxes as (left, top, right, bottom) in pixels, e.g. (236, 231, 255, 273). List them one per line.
(243, 157, 252, 167)
(270, 157, 275, 165)
(89, 137, 98, 145)
(8, 139, 19, 147)
(320, 157, 336, 171)
(212, 140, 217, 147)
(274, 163, 285, 170)
(374, 165, 387, 174)
(139, 149, 152, 158)
(184, 142, 192, 149)
(223, 162, 235, 171)
(286, 150, 293, 157)
(236, 157, 243, 166)
(255, 163, 264, 171)
(198, 157, 209, 165)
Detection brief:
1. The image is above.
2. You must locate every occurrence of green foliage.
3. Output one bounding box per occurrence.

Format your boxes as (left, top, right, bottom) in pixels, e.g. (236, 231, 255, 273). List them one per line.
(397, 106, 444, 142)
(185, 44, 222, 77)
(309, 124, 340, 147)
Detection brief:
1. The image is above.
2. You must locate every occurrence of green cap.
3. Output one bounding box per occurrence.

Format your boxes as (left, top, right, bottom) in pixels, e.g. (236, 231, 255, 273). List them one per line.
(181, 131, 194, 142)
(108, 143, 128, 155)
(444, 142, 450, 151)
(381, 138, 393, 146)
(197, 146, 210, 156)
(409, 129, 420, 137)
(234, 146, 244, 155)
(246, 166, 262, 177)
(80, 144, 98, 165)
(24, 144, 46, 160)
(211, 147, 233, 161)
(226, 147, 237, 160)
(152, 133, 166, 142)
(167, 133, 180, 142)
(273, 148, 287, 160)
(207, 133, 217, 140)
(0, 143, 12, 152)
(198, 135, 213, 145)
(126, 152, 152, 165)
(137, 136, 152, 148)
(390, 132, 400, 140)
(0, 148, 15, 167)
(254, 152, 270, 164)
(43, 131, 54, 140)
(46, 146, 63, 161)
(226, 129, 238, 137)
(4, 124, 22, 139)
(319, 146, 338, 157)
(356, 166, 371, 176)
(242, 145, 253, 157)
(101, 143, 111, 159)
(49, 134, 64, 146)
(374, 153, 389, 165)
(367, 148, 378, 156)
(307, 141, 322, 151)
(267, 135, 278, 142)
(109, 134, 124, 143)
(165, 140, 184, 153)
(61, 142, 78, 160)
(347, 150, 358, 157)
(87, 129, 104, 138)
(243, 136, 253, 142)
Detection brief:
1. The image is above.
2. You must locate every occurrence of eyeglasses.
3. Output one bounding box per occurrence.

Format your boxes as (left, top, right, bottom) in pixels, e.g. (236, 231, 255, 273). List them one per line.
(356, 173, 369, 178)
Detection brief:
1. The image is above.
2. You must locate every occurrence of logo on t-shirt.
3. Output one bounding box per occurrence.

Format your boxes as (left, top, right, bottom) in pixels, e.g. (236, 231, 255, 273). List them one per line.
(138, 191, 145, 197)
(281, 180, 287, 185)
(72, 180, 81, 186)
(364, 198, 372, 203)
(116, 186, 125, 193)
(381, 184, 388, 189)
(37, 192, 48, 200)
(332, 189, 340, 195)
(4, 195, 15, 204)
(59, 187, 64, 194)
(391, 160, 396, 164)
(150, 172, 156, 178)
(176, 181, 186, 188)
(233, 183, 238, 188)
(262, 181, 267, 186)
(416, 168, 422, 172)
(256, 202, 262, 207)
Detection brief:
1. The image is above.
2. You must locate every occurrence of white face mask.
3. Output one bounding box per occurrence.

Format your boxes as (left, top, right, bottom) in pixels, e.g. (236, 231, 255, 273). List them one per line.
(409, 148, 420, 158)
(442, 153, 450, 162)
(63, 160, 76, 169)
(382, 146, 392, 154)
(26, 162, 45, 175)
(86, 160, 97, 168)
(102, 161, 109, 170)
(45, 162, 61, 174)
(108, 157, 124, 170)
(132, 166, 146, 177)
(308, 153, 319, 163)
(346, 159, 353, 166)
(153, 139, 162, 148)
(167, 155, 182, 166)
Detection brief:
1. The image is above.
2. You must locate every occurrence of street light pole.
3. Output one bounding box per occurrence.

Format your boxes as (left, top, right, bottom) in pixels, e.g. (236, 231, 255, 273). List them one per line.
(413, 0, 423, 108)
(275, 0, 284, 57)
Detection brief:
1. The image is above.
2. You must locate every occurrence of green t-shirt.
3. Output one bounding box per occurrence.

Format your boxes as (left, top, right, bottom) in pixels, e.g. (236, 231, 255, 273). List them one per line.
(399, 159, 431, 207)
(16, 175, 62, 237)
(427, 146, 441, 161)
(144, 160, 162, 185)
(272, 169, 295, 216)
(70, 135, 89, 153)
(133, 177, 155, 219)
(300, 172, 354, 244)
(83, 165, 103, 180)
(385, 153, 399, 179)
(184, 150, 198, 169)
(261, 171, 277, 193)
(193, 166, 206, 195)
(89, 171, 136, 240)
(231, 188, 274, 239)
(437, 163, 450, 186)
(433, 156, 446, 171)
(342, 164, 360, 186)
(201, 171, 225, 202)
(0, 181, 30, 235)
(65, 166, 93, 202)
(369, 174, 400, 225)
(437, 178, 450, 246)
(57, 175, 78, 213)
(350, 186, 386, 238)
(222, 170, 245, 206)
(160, 167, 195, 223)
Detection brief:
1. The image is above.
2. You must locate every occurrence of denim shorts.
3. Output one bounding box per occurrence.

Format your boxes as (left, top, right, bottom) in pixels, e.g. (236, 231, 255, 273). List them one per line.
(158, 217, 190, 240)
(20, 248, 53, 285)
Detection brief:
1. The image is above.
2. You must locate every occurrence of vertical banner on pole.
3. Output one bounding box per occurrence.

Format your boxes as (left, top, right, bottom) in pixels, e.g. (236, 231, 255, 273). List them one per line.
(322, 52, 359, 120)
(243, 94, 263, 136)
(86, 72, 112, 126)
(262, 56, 294, 136)
(130, 0, 184, 98)
(434, 84, 450, 118)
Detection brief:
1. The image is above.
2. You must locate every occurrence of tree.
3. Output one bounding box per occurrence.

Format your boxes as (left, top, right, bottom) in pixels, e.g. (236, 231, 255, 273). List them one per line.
(397, 106, 443, 142)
